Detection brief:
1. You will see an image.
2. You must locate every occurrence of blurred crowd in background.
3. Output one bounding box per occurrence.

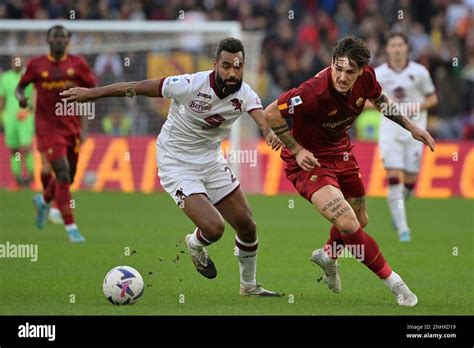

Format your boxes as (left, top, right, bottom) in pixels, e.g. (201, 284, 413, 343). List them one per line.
(0, 0, 473, 140)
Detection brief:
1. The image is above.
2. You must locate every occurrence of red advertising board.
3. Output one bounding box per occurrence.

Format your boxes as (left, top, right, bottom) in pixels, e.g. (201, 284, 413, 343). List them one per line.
(0, 135, 472, 198)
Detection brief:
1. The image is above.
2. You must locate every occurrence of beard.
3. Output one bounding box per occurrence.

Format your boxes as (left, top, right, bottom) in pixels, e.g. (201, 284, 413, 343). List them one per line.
(215, 71, 243, 95)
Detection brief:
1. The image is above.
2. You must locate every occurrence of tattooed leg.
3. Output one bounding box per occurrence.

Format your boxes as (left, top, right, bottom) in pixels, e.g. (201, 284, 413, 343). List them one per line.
(310, 185, 360, 234)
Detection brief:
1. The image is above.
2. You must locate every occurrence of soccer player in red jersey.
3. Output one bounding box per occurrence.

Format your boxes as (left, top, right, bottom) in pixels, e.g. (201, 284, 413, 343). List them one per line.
(16, 25, 96, 242)
(264, 36, 435, 306)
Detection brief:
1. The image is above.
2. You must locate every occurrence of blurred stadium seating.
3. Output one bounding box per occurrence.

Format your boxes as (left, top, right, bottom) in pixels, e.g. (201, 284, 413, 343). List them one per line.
(0, 0, 472, 139)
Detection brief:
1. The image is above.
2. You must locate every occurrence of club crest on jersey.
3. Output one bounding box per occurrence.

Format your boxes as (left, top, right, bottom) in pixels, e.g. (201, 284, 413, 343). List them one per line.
(189, 100, 212, 113)
(328, 109, 338, 116)
(230, 98, 243, 113)
(67, 68, 75, 77)
(41, 71, 49, 78)
(356, 98, 365, 107)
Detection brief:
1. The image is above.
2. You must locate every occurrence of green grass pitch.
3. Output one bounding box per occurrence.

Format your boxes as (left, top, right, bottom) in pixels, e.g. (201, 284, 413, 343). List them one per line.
(0, 189, 473, 315)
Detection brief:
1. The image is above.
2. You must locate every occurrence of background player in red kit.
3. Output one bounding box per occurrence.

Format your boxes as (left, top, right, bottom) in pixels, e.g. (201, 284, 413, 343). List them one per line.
(264, 36, 435, 306)
(16, 25, 96, 242)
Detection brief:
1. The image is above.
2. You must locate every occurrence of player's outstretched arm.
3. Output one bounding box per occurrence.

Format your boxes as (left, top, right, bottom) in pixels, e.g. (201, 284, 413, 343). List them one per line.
(60, 79, 162, 102)
(264, 100, 320, 171)
(248, 109, 282, 151)
(370, 93, 435, 152)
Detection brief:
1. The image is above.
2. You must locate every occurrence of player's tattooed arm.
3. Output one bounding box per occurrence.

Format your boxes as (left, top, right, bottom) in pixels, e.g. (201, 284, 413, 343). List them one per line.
(264, 100, 320, 171)
(263, 101, 302, 154)
(370, 93, 435, 151)
(370, 94, 412, 130)
(60, 79, 162, 102)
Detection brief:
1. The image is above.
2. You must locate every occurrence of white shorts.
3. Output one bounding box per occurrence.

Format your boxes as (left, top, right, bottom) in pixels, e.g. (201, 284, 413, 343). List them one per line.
(379, 135, 424, 173)
(157, 149, 240, 206)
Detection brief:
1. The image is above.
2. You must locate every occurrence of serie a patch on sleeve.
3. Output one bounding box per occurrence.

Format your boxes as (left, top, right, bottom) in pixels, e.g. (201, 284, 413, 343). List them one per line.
(167, 76, 181, 85)
(291, 96, 302, 106)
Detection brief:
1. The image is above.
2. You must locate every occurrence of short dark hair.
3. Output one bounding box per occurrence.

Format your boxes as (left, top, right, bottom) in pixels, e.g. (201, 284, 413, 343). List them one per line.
(385, 32, 409, 45)
(332, 35, 371, 68)
(47, 25, 71, 38)
(215, 37, 245, 60)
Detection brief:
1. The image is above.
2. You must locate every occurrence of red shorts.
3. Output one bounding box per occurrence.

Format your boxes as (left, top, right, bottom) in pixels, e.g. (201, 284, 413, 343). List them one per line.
(282, 152, 366, 202)
(37, 133, 80, 163)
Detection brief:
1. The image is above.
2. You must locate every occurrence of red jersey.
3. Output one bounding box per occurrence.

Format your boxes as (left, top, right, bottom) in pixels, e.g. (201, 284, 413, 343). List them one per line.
(18, 54, 96, 137)
(277, 66, 381, 159)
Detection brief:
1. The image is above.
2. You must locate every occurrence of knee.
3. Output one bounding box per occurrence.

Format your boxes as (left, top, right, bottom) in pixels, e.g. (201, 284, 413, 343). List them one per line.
(358, 213, 369, 228)
(200, 216, 225, 242)
(335, 214, 360, 234)
(55, 169, 71, 184)
(236, 216, 257, 242)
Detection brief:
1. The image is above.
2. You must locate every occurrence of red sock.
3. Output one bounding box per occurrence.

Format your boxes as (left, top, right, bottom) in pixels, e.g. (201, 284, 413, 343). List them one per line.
(40, 172, 52, 190)
(324, 225, 345, 259)
(340, 227, 392, 279)
(55, 181, 74, 225)
(43, 178, 56, 203)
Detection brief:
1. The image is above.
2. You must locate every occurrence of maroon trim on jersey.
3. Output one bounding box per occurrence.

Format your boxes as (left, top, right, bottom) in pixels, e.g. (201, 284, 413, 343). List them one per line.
(209, 71, 230, 100)
(214, 184, 240, 206)
(157, 77, 166, 98)
(387, 60, 410, 73)
(247, 107, 263, 114)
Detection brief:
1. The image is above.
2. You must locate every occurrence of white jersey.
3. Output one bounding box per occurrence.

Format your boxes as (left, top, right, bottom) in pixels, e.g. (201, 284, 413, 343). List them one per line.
(376, 61, 435, 141)
(156, 70, 262, 164)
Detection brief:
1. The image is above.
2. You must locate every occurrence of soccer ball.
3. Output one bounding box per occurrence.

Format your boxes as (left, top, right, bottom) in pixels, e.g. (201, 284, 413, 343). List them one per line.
(103, 266, 144, 305)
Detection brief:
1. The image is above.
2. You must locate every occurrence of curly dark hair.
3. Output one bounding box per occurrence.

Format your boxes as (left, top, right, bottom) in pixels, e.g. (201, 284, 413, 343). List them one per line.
(332, 35, 371, 68)
(215, 37, 245, 60)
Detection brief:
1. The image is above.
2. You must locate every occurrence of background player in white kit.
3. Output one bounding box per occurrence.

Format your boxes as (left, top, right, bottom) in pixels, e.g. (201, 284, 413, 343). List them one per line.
(376, 33, 438, 242)
(61, 38, 283, 296)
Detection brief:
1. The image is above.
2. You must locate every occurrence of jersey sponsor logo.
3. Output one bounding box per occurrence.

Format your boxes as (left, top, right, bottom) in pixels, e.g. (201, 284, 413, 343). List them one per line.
(189, 100, 212, 113)
(230, 98, 243, 113)
(40, 80, 74, 90)
(197, 92, 212, 99)
(322, 116, 353, 129)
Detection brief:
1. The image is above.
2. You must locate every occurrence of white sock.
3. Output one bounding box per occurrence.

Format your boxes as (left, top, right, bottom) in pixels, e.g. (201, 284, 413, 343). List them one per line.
(387, 183, 409, 233)
(234, 237, 258, 286)
(65, 223, 77, 232)
(383, 271, 403, 289)
(188, 228, 210, 250)
(403, 186, 412, 201)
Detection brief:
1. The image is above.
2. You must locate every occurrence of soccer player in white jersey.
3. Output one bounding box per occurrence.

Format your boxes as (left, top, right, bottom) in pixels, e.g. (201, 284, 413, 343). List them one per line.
(61, 38, 283, 296)
(376, 33, 438, 242)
